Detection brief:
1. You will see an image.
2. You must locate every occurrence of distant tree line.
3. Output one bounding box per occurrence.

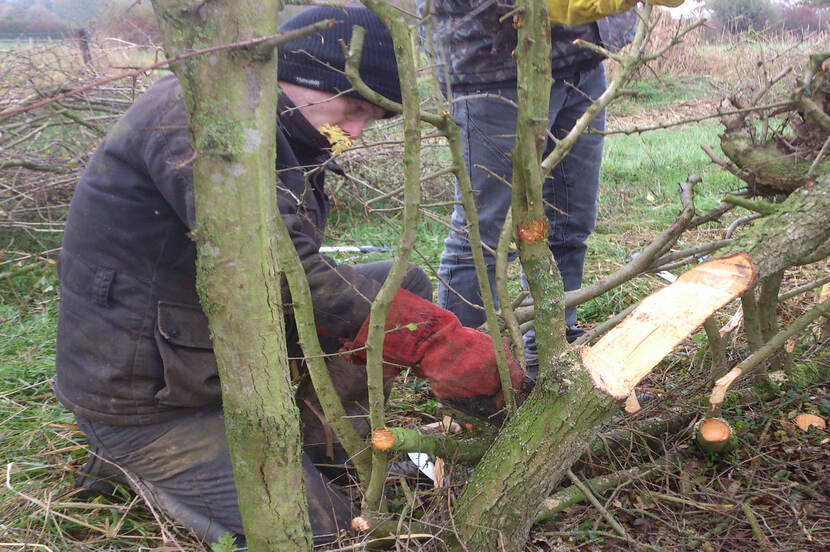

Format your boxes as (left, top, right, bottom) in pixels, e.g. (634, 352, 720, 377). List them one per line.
(0, 17, 70, 40)
(708, 0, 830, 34)
(0, 0, 158, 44)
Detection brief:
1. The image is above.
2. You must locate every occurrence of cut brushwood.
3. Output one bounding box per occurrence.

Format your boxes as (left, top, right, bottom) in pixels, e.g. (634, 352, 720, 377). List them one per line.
(581, 254, 755, 400)
(709, 296, 830, 414)
(535, 454, 680, 523)
(452, 254, 755, 551)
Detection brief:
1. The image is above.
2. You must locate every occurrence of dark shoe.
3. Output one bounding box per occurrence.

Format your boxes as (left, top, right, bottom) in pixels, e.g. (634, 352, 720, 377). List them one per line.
(74, 448, 126, 500)
(566, 325, 585, 343)
(387, 457, 424, 478)
(129, 474, 243, 546)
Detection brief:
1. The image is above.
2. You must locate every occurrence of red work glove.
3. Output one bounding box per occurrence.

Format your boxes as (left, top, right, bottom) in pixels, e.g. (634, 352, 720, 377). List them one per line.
(344, 288, 524, 399)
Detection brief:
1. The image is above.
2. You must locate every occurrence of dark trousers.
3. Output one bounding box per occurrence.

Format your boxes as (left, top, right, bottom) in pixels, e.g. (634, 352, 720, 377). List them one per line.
(75, 261, 432, 545)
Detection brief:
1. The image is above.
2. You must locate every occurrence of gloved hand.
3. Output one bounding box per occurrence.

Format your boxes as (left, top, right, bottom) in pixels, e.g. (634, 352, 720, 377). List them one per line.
(343, 289, 524, 400)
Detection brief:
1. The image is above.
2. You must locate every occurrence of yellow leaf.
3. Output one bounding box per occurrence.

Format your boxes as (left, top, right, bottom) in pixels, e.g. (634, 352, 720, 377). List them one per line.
(319, 124, 352, 154)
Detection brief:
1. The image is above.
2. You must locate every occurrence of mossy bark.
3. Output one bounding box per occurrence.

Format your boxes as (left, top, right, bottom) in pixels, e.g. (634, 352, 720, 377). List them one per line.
(450, 26, 829, 546)
(719, 173, 830, 275)
(510, 0, 566, 360)
(453, 352, 617, 551)
(150, 1, 312, 550)
(449, 173, 829, 550)
(451, 1, 574, 549)
(372, 426, 492, 465)
(343, 1, 424, 513)
(719, 134, 830, 196)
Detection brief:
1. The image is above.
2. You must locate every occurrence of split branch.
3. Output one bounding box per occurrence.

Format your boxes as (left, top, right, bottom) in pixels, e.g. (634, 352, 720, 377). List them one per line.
(708, 296, 830, 414)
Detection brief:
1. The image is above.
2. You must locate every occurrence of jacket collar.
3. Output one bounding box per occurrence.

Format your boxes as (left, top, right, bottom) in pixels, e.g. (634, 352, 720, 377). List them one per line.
(278, 94, 331, 156)
(278, 93, 344, 176)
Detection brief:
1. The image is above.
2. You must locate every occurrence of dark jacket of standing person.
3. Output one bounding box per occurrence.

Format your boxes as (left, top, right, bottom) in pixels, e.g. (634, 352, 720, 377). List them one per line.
(421, 0, 636, 85)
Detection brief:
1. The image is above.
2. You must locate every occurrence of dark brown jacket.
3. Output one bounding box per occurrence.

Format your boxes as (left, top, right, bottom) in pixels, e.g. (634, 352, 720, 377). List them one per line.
(56, 75, 380, 425)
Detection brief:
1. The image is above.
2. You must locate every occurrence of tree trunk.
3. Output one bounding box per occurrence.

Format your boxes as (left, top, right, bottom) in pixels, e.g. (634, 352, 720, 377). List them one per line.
(150, 1, 312, 550)
(719, 134, 830, 196)
(451, 170, 830, 550)
(718, 174, 830, 273)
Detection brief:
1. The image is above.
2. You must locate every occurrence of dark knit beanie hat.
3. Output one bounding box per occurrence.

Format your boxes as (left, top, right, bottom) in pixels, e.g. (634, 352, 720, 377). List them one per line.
(277, 6, 401, 114)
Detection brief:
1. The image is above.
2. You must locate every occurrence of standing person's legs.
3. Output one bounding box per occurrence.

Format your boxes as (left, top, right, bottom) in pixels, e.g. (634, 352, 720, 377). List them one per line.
(523, 64, 606, 367)
(545, 64, 605, 325)
(437, 83, 519, 328)
(437, 78, 597, 371)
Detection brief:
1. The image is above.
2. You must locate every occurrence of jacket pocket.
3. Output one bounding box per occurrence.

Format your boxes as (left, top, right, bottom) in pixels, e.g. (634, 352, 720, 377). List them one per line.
(153, 301, 221, 408)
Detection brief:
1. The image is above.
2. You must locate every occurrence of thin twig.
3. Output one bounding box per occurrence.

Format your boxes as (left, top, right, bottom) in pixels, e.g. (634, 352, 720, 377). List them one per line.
(742, 501, 771, 551)
(0, 20, 335, 120)
(566, 469, 629, 539)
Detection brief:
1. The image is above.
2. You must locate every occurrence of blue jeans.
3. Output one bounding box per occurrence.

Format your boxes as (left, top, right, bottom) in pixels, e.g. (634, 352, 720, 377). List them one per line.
(438, 65, 606, 360)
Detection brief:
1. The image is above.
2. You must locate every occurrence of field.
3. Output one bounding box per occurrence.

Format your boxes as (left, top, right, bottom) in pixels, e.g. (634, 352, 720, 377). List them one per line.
(1, 16, 828, 552)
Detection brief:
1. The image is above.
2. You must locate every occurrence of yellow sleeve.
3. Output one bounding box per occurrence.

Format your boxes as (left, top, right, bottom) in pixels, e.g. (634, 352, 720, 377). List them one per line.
(545, 0, 684, 25)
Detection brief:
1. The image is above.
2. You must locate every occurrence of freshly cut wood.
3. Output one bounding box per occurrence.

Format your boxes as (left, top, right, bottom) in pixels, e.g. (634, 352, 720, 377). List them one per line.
(582, 254, 756, 400)
(433, 458, 445, 488)
(710, 368, 741, 409)
(710, 296, 830, 413)
(370, 426, 491, 465)
(371, 427, 395, 451)
(624, 392, 641, 414)
(351, 516, 370, 532)
(696, 417, 735, 454)
(420, 417, 463, 434)
(793, 413, 826, 432)
(720, 306, 744, 337)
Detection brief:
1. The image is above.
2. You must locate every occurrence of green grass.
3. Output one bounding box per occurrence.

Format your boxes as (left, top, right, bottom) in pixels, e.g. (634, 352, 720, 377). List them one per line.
(0, 38, 70, 51)
(0, 303, 69, 462)
(0, 109, 730, 547)
(613, 75, 713, 116)
(601, 121, 741, 218)
(0, 301, 202, 550)
(586, 119, 745, 321)
(2, 57, 828, 550)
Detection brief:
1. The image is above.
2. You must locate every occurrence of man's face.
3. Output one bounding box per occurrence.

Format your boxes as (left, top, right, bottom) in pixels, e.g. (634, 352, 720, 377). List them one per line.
(280, 82, 386, 140)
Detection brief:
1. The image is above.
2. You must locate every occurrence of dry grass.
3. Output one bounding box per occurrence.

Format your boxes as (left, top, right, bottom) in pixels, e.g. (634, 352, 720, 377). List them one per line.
(641, 13, 829, 86)
(1, 18, 828, 552)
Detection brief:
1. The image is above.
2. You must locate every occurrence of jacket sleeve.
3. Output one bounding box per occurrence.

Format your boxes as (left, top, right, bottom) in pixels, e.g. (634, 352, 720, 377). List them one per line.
(546, 0, 683, 25)
(140, 78, 197, 230)
(278, 188, 381, 341)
